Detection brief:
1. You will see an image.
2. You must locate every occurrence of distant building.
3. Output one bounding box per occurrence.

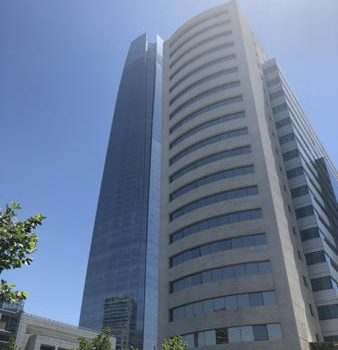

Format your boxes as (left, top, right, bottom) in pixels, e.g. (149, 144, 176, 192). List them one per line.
(103, 296, 137, 350)
(15, 313, 116, 350)
(0, 302, 23, 350)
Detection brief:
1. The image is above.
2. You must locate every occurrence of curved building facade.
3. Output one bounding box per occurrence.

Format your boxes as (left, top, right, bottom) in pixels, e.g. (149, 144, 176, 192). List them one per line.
(158, 2, 331, 349)
(80, 34, 162, 350)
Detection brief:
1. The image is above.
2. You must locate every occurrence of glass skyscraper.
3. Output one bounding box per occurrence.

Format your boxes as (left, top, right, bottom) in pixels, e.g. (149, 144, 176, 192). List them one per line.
(80, 34, 162, 350)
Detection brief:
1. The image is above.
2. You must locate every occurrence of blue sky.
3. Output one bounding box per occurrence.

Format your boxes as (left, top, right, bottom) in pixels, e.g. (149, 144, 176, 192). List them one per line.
(1, 0, 337, 326)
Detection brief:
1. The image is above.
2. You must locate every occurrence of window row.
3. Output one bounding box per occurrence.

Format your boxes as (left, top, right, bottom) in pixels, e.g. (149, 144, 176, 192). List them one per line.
(170, 95, 243, 133)
(170, 110, 245, 149)
(317, 304, 338, 321)
(170, 42, 235, 81)
(170, 127, 248, 165)
(170, 81, 240, 119)
(170, 233, 266, 267)
(171, 260, 271, 293)
(311, 276, 338, 292)
(170, 30, 233, 69)
(170, 145, 250, 183)
(170, 165, 254, 202)
(170, 208, 262, 243)
(170, 54, 237, 93)
(170, 67, 239, 106)
(169, 10, 229, 49)
(170, 186, 258, 221)
(171, 290, 276, 321)
(170, 18, 231, 58)
(181, 323, 282, 348)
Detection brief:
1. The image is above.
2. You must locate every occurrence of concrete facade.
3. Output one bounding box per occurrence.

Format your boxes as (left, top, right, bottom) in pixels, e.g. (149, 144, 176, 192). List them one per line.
(15, 313, 116, 350)
(158, 2, 336, 349)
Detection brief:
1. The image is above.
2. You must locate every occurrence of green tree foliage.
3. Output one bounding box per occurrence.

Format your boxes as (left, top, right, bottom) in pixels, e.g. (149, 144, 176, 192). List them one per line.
(7, 336, 20, 350)
(162, 336, 187, 350)
(78, 328, 112, 350)
(0, 202, 45, 303)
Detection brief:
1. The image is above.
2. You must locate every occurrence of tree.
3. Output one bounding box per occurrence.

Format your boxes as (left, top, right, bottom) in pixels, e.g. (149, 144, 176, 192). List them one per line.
(0, 202, 45, 303)
(78, 328, 112, 350)
(162, 336, 187, 350)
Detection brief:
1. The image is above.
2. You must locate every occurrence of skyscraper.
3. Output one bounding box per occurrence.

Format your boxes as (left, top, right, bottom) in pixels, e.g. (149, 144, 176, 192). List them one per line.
(80, 34, 162, 350)
(158, 2, 337, 349)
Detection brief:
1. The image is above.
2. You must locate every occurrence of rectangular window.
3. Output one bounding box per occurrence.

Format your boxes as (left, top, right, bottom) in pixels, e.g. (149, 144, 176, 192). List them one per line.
(286, 166, 303, 179)
(300, 227, 320, 241)
(240, 326, 254, 342)
(267, 324, 282, 340)
(305, 251, 326, 265)
(295, 205, 314, 219)
(317, 304, 338, 320)
(311, 276, 333, 291)
(283, 149, 299, 161)
(252, 325, 269, 341)
(229, 327, 241, 343)
(291, 185, 309, 198)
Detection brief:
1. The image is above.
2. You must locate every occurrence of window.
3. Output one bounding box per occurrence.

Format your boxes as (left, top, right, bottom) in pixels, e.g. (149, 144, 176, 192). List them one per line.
(273, 103, 287, 114)
(170, 127, 248, 165)
(295, 205, 314, 219)
(286, 166, 303, 179)
(170, 291, 276, 321)
(263, 291, 276, 305)
(170, 54, 236, 92)
(170, 164, 254, 201)
(179, 323, 281, 347)
(170, 42, 235, 81)
(170, 145, 251, 182)
(170, 208, 262, 243)
(169, 185, 258, 221)
(249, 292, 263, 307)
(300, 227, 320, 241)
(170, 111, 245, 149)
(170, 30, 233, 69)
(229, 327, 241, 343)
(170, 95, 243, 133)
(267, 324, 282, 340)
(291, 185, 309, 198)
(275, 117, 291, 129)
(279, 132, 295, 145)
(170, 18, 231, 58)
(241, 326, 254, 342)
(171, 260, 271, 293)
(282, 149, 299, 161)
(317, 304, 338, 320)
(266, 77, 280, 87)
(252, 325, 269, 341)
(170, 81, 240, 119)
(311, 276, 334, 291)
(305, 251, 326, 265)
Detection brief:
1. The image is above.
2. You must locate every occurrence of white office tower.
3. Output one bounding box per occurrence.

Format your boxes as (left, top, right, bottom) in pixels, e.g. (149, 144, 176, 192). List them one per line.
(158, 2, 337, 349)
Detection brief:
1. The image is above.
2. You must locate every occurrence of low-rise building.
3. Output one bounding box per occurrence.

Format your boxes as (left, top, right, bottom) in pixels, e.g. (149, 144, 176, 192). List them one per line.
(15, 313, 116, 350)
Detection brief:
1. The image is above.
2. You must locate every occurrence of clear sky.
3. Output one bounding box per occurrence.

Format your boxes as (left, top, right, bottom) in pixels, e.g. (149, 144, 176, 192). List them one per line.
(1, 0, 337, 326)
